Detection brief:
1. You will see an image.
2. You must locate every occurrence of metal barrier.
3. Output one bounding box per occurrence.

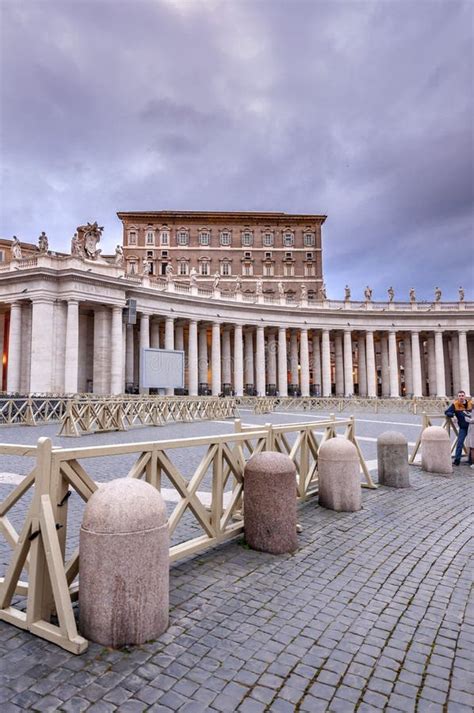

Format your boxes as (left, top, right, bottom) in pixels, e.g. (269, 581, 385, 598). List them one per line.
(409, 412, 468, 464)
(0, 416, 371, 653)
(238, 396, 451, 415)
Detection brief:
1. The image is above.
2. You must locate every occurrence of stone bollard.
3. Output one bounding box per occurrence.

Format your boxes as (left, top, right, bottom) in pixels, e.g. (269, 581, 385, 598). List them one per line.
(377, 431, 410, 488)
(318, 439, 361, 512)
(421, 426, 453, 475)
(244, 452, 298, 554)
(79, 479, 169, 648)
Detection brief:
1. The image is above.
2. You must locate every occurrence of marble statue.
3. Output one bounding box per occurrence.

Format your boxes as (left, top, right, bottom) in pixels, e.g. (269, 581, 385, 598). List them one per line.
(278, 281, 285, 297)
(300, 284, 307, 300)
(434, 286, 442, 302)
(388, 286, 395, 302)
(344, 285, 351, 301)
(190, 267, 197, 286)
(409, 288, 416, 303)
(364, 286, 373, 302)
(166, 263, 174, 282)
(71, 232, 83, 257)
(255, 277, 263, 295)
(38, 231, 49, 253)
(142, 257, 150, 275)
(234, 275, 242, 292)
(213, 271, 220, 290)
(320, 283, 327, 300)
(114, 245, 124, 266)
(459, 286, 465, 302)
(11, 236, 22, 260)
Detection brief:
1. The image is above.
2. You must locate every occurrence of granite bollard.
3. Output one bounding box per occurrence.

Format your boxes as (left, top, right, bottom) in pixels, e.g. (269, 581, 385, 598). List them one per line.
(377, 431, 410, 487)
(244, 452, 298, 554)
(421, 426, 453, 475)
(318, 439, 361, 512)
(79, 479, 169, 648)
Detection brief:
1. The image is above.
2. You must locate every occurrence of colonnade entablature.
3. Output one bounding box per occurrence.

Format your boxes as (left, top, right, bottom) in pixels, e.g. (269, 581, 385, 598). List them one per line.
(0, 260, 473, 399)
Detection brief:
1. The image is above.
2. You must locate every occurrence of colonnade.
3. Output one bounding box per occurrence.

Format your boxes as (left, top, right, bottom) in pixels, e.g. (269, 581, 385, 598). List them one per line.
(2, 299, 473, 397)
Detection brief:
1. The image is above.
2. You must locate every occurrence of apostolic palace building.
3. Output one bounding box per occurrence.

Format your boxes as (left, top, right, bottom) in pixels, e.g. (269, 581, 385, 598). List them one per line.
(0, 211, 472, 398)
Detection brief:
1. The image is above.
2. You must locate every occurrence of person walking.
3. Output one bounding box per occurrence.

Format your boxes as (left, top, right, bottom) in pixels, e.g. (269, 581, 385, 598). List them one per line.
(445, 391, 473, 465)
(464, 410, 474, 468)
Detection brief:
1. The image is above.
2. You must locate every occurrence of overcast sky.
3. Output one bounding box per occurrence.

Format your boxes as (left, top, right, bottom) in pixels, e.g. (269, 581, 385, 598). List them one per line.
(1, 0, 473, 300)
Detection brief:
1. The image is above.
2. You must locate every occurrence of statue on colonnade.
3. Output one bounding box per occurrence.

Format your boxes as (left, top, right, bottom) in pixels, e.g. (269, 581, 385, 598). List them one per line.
(300, 284, 307, 300)
(114, 244, 124, 266)
(38, 231, 49, 253)
(364, 285, 373, 302)
(75, 221, 103, 260)
(213, 271, 220, 290)
(11, 236, 22, 260)
(320, 283, 327, 300)
(278, 280, 285, 298)
(344, 284, 351, 301)
(190, 266, 198, 286)
(434, 286, 442, 302)
(459, 286, 465, 302)
(387, 286, 395, 302)
(234, 275, 242, 293)
(409, 287, 416, 303)
(166, 263, 174, 282)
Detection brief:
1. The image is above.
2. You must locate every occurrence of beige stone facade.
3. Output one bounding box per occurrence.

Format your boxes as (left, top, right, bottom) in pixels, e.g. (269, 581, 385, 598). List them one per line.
(118, 211, 326, 299)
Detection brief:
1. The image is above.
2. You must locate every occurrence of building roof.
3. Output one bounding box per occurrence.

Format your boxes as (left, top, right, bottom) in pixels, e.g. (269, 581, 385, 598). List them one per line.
(117, 210, 327, 223)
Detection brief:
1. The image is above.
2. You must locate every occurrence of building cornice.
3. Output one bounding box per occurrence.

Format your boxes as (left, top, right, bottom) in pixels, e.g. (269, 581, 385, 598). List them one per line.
(117, 210, 327, 224)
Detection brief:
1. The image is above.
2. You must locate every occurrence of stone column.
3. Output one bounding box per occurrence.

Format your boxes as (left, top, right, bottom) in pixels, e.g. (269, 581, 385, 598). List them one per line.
(211, 322, 221, 396)
(175, 324, 184, 352)
(110, 306, 124, 395)
(357, 335, 367, 397)
(420, 338, 428, 395)
(139, 314, 150, 394)
(312, 332, 322, 396)
(388, 330, 399, 397)
(53, 301, 67, 393)
(366, 330, 377, 398)
(381, 334, 390, 397)
(321, 329, 331, 397)
(434, 330, 446, 397)
(404, 335, 413, 397)
(451, 334, 460, 395)
(443, 336, 452, 397)
(164, 317, 174, 395)
(266, 331, 277, 391)
(244, 329, 254, 390)
(7, 302, 22, 393)
(256, 325, 266, 396)
(188, 320, 198, 396)
(234, 325, 244, 396)
(150, 319, 160, 349)
(222, 328, 232, 388)
(343, 329, 353, 397)
(458, 330, 471, 394)
(411, 331, 423, 398)
(278, 327, 288, 397)
(290, 331, 299, 389)
(300, 328, 310, 397)
(30, 299, 55, 393)
(198, 325, 208, 388)
(334, 333, 344, 396)
(427, 334, 437, 396)
(125, 324, 134, 391)
(122, 322, 126, 391)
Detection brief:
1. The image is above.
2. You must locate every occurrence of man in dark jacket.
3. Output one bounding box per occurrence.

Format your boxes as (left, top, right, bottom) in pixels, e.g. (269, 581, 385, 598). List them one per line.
(445, 391, 473, 465)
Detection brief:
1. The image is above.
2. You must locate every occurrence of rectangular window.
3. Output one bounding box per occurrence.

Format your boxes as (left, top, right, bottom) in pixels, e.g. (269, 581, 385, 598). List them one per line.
(243, 264, 253, 276)
(242, 232, 253, 246)
(306, 252, 314, 259)
(199, 232, 210, 246)
(285, 252, 292, 259)
(0, 250, 4, 262)
(304, 264, 315, 277)
(264, 264, 274, 277)
(263, 233, 273, 247)
(160, 231, 169, 246)
(146, 231, 155, 245)
(220, 231, 231, 246)
(265, 252, 272, 259)
(221, 262, 231, 276)
(128, 231, 137, 245)
(200, 262, 210, 275)
(147, 250, 154, 258)
(244, 251, 252, 259)
(304, 233, 315, 247)
(284, 264, 294, 276)
(283, 233, 294, 247)
(177, 231, 189, 246)
(161, 250, 168, 258)
(178, 262, 189, 275)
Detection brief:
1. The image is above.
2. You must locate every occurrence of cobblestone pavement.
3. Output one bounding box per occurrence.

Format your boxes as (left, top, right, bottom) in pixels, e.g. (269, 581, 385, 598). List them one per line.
(1, 412, 473, 712)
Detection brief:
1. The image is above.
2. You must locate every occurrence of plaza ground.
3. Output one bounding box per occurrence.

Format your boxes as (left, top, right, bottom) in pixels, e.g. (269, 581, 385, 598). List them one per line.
(0, 409, 473, 712)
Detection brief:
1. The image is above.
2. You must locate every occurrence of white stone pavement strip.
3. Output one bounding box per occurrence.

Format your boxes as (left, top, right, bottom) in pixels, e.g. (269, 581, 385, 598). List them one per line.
(238, 408, 422, 428)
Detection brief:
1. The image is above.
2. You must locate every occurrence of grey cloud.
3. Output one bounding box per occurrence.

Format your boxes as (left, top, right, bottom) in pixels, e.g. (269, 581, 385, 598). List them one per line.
(0, 0, 472, 300)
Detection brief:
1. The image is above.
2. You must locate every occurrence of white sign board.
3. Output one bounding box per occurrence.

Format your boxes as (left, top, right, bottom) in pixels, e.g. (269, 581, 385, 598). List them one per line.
(140, 348, 185, 389)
